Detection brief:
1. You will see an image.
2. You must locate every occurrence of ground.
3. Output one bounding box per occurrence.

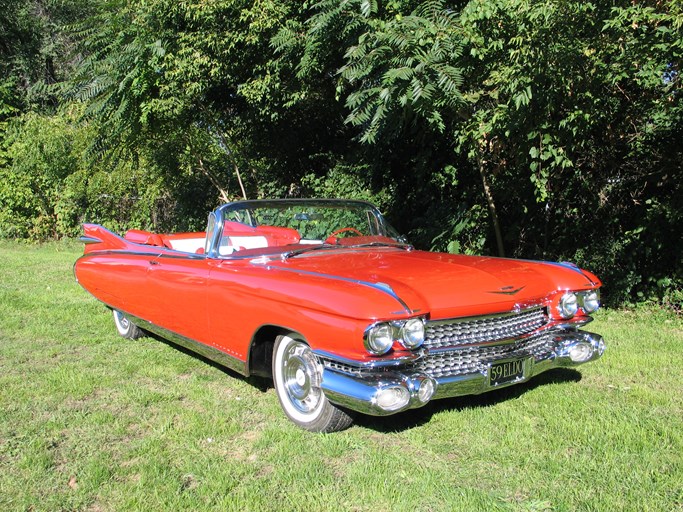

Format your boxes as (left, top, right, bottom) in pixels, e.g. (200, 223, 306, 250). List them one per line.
(0, 241, 681, 511)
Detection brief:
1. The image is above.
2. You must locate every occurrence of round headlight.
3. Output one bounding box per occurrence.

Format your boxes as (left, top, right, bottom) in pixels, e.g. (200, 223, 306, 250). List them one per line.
(558, 292, 578, 319)
(568, 342, 593, 363)
(400, 318, 425, 349)
(375, 386, 410, 411)
(581, 290, 600, 313)
(417, 378, 436, 403)
(364, 323, 393, 355)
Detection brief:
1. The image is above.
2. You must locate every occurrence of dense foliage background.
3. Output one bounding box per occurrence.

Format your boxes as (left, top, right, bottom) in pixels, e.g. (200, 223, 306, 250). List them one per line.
(0, 0, 681, 307)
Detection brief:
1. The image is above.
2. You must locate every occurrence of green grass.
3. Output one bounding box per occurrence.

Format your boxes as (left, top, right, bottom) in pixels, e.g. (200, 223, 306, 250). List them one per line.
(0, 241, 681, 511)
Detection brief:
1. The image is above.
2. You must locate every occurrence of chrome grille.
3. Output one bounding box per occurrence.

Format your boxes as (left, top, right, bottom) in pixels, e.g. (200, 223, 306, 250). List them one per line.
(415, 333, 553, 378)
(425, 307, 548, 349)
(321, 308, 553, 380)
(323, 359, 363, 376)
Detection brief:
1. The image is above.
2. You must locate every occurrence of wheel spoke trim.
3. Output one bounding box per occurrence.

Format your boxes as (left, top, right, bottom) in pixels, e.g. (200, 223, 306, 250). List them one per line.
(281, 341, 323, 414)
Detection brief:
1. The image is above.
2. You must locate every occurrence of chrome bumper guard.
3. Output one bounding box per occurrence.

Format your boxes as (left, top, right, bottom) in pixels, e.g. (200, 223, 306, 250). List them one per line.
(315, 330, 605, 417)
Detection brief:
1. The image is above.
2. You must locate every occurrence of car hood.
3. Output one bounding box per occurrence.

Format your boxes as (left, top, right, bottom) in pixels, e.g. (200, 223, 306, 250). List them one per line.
(265, 248, 600, 320)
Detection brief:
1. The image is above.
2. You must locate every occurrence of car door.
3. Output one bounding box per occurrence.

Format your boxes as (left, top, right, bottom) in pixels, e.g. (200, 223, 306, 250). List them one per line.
(205, 258, 269, 362)
(145, 252, 211, 345)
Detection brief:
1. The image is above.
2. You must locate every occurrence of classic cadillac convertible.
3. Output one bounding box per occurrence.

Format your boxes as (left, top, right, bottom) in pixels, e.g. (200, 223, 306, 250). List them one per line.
(75, 199, 605, 432)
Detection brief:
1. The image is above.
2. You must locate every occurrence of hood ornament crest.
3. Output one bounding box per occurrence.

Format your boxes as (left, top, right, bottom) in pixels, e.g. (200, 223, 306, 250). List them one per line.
(488, 285, 525, 296)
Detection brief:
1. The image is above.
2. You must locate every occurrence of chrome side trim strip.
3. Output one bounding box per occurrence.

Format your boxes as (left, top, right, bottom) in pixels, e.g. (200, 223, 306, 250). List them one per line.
(122, 312, 248, 376)
(541, 261, 599, 286)
(78, 249, 205, 261)
(156, 252, 206, 261)
(263, 265, 413, 314)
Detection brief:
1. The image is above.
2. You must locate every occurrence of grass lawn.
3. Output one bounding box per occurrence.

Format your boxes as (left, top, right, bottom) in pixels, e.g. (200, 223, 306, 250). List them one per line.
(0, 241, 681, 511)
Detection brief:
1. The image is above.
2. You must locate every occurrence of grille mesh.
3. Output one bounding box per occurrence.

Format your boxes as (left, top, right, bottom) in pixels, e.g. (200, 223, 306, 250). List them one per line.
(321, 308, 553, 379)
(415, 333, 553, 378)
(424, 307, 548, 349)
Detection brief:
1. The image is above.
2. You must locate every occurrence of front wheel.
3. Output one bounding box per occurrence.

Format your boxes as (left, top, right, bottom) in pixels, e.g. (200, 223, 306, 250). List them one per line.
(112, 309, 143, 339)
(272, 334, 353, 432)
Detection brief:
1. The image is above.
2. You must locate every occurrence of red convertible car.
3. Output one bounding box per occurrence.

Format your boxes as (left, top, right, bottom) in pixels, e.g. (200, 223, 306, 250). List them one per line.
(75, 199, 605, 432)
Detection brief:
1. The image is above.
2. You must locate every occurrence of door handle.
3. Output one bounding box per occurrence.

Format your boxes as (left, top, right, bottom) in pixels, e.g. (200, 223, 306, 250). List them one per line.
(149, 260, 160, 266)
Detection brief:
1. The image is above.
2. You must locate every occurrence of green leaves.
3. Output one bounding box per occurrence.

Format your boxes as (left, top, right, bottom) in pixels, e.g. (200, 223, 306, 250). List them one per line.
(360, 0, 378, 18)
(0, 0, 680, 306)
(328, 0, 465, 142)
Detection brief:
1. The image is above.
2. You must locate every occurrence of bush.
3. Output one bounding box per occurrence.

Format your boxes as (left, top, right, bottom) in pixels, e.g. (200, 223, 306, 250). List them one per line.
(0, 108, 180, 239)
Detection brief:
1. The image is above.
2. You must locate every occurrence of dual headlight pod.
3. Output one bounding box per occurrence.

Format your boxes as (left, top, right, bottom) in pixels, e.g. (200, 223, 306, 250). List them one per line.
(581, 290, 600, 313)
(374, 377, 436, 412)
(557, 289, 601, 319)
(364, 317, 426, 355)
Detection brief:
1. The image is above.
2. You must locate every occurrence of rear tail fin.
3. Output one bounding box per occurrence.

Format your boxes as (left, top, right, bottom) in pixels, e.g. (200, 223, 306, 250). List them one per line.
(81, 224, 129, 254)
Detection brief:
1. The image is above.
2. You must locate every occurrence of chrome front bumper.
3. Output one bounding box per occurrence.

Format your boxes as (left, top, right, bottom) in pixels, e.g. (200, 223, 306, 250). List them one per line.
(315, 330, 606, 416)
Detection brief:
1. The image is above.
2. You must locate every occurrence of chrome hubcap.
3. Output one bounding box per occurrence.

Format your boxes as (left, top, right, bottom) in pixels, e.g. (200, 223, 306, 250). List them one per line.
(115, 311, 129, 329)
(281, 341, 322, 414)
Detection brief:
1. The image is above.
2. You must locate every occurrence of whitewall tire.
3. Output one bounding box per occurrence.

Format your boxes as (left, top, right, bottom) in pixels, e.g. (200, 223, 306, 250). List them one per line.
(112, 309, 143, 339)
(272, 334, 353, 432)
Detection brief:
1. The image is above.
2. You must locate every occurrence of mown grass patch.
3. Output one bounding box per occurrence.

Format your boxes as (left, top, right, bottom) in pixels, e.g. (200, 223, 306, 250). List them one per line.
(0, 241, 681, 511)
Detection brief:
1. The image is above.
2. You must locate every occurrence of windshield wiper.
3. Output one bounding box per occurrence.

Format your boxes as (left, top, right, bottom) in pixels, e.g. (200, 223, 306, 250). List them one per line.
(281, 241, 412, 260)
(280, 244, 334, 260)
(344, 241, 413, 250)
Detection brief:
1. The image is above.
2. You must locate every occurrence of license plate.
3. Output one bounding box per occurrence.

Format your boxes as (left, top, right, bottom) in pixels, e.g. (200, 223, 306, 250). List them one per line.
(489, 358, 526, 387)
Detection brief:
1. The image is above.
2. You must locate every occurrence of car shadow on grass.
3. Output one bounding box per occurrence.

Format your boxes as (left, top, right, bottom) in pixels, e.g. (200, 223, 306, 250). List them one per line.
(146, 332, 273, 391)
(353, 368, 583, 433)
(146, 332, 583, 433)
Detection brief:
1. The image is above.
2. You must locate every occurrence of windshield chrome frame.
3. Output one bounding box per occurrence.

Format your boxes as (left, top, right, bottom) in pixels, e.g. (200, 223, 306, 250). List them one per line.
(205, 199, 398, 259)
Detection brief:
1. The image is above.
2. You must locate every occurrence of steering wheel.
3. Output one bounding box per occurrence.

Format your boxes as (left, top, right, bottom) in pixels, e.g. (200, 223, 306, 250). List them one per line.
(324, 227, 363, 245)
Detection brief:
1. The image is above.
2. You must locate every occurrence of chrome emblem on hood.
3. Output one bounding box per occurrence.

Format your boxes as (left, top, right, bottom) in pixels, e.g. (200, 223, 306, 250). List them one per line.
(487, 285, 525, 296)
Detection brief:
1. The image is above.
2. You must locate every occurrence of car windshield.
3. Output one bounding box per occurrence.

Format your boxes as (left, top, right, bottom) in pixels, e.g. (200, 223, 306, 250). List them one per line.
(209, 199, 406, 258)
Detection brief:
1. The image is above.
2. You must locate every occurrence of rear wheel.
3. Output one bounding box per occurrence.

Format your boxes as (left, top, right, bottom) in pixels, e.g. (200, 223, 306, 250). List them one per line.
(112, 309, 143, 339)
(272, 334, 353, 432)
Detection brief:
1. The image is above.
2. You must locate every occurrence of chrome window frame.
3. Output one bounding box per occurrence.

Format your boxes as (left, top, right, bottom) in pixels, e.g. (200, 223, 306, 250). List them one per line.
(205, 199, 399, 260)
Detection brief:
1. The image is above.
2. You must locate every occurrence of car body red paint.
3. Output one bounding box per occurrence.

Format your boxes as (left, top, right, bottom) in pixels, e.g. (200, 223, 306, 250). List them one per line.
(75, 199, 605, 432)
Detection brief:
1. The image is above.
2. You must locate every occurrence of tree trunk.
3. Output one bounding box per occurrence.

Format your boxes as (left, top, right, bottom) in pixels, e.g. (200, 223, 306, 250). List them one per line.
(197, 158, 230, 203)
(477, 152, 505, 258)
(233, 162, 247, 200)
(214, 129, 247, 200)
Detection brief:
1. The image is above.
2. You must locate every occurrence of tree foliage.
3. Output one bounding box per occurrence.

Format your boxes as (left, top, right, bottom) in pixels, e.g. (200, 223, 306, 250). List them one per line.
(0, 0, 680, 307)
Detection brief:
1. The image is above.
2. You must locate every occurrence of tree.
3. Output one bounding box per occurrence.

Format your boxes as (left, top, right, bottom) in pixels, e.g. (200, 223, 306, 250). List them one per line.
(0, 0, 680, 306)
(304, 0, 682, 304)
(68, 0, 356, 203)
